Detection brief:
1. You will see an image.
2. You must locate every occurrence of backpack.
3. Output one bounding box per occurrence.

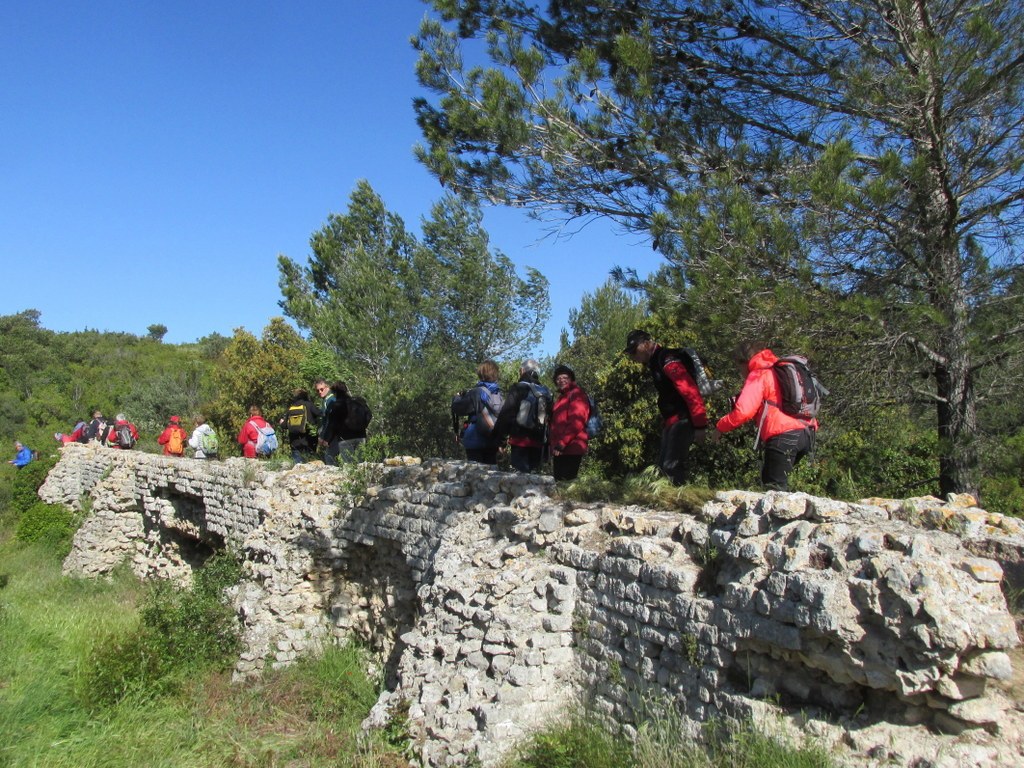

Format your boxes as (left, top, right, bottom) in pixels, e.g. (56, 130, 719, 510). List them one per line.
(585, 394, 603, 438)
(451, 386, 504, 437)
(115, 423, 136, 449)
(671, 348, 724, 398)
(515, 382, 551, 433)
(167, 426, 185, 455)
(251, 421, 278, 456)
(343, 396, 373, 433)
(87, 418, 110, 445)
(200, 428, 219, 456)
(286, 403, 309, 436)
(771, 355, 827, 420)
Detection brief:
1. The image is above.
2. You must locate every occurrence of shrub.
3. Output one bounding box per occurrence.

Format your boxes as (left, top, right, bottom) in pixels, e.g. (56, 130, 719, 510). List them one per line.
(14, 501, 76, 548)
(8, 454, 58, 516)
(80, 552, 242, 708)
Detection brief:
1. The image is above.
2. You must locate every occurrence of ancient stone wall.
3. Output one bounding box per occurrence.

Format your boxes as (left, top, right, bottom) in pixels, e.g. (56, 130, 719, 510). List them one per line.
(41, 443, 1024, 767)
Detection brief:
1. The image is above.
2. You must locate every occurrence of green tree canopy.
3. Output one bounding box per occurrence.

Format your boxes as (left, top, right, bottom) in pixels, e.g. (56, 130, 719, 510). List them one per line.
(412, 0, 1024, 495)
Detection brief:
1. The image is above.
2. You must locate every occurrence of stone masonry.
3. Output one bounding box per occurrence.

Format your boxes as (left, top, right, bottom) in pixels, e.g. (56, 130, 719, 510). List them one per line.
(41, 443, 1024, 767)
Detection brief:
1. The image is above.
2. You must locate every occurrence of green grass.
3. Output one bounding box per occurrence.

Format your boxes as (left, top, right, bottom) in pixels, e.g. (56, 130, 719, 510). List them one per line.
(503, 705, 837, 768)
(0, 528, 405, 767)
(558, 466, 716, 513)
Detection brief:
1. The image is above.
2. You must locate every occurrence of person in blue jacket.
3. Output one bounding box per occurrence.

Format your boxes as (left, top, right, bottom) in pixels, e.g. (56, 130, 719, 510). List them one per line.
(8, 441, 33, 468)
(460, 360, 504, 465)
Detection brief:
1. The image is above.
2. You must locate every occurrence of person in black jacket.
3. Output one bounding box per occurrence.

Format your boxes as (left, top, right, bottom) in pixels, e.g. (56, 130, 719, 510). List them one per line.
(279, 388, 321, 463)
(319, 381, 370, 464)
(492, 359, 552, 473)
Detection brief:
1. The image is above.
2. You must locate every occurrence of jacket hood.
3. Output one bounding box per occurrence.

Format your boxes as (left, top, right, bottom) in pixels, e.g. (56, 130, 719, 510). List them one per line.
(749, 348, 779, 371)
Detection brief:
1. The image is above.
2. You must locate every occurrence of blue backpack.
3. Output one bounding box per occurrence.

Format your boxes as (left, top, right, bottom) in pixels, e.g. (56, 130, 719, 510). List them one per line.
(252, 422, 278, 456)
(585, 394, 603, 438)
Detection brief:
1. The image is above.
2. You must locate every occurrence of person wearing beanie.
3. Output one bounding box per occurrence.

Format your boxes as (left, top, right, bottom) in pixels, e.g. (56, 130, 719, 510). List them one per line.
(624, 329, 708, 485)
(549, 363, 590, 481)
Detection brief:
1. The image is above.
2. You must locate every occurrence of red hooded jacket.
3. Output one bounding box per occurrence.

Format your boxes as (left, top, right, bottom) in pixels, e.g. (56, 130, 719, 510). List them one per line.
(550, 381, 590, 456)
(716, 349, 818, 443)
(238, 415, 271, 458)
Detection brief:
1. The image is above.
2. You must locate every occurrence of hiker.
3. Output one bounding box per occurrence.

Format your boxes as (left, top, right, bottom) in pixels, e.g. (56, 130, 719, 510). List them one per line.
(238, 406, 274, 458)
(107, 413, 140, 450)
(624, 329, 708, 485)
(8, 441, 33, 468)
(157, 415, 188, 456)
(492, 359, 552, 474)
(319, 382, 371, 464)
(188, 415, 219, 459)
(458, 360, 504, 465)
(711, 342, 818, 491)
(280, 388, 321, 463)
(314, 378, 336, 464)
(84, 410, 112, 445)
(55, 420, 88, 444)
(549, 364, 590, 481)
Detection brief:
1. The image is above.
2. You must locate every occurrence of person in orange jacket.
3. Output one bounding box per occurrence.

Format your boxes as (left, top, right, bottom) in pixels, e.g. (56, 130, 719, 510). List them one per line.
(157, 416, 188, 456)
(711, 342, 818, 491)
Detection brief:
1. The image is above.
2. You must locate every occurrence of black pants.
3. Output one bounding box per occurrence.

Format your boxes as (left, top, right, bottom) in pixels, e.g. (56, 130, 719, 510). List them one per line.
(553, 454, 583, 481)
(659, 418, 696, 486)
(466, 447, 499, 465)
(762, 428, 813, 491)
(510, 445, 544, 473)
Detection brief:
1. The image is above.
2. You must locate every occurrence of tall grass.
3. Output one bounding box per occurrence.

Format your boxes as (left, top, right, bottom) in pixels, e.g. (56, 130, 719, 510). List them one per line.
(504, 705, 836, 768)
(0, 530, 403, 767)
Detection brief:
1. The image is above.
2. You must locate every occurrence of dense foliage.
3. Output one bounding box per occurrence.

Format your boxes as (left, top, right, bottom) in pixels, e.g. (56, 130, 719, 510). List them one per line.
(412, 0, 1024, 496)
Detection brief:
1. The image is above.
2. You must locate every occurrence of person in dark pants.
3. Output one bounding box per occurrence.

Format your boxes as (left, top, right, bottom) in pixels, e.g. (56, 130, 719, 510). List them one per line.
(624, 330, 708, 485)
(549, 364, 590, 482)
(280, 388, 321, 463)
(711, 341, 817, 491)
(460, 361, 504, 465)
(493, 359, 551, 474)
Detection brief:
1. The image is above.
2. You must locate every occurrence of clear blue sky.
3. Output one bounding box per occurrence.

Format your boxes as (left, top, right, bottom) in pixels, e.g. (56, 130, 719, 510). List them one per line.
(1, 0, 661, 354)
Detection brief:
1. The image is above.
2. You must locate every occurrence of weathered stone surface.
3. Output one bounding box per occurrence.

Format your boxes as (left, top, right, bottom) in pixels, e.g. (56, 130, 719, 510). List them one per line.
(41, 443, 1024, 768)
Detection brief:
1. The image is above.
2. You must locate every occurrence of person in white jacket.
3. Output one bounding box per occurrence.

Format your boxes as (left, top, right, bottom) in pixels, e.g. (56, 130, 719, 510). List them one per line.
(188, 415, 219, 459)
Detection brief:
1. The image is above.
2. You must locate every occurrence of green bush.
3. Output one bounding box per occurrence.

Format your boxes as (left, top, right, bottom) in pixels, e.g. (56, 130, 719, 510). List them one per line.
(80, 552, 242, 708)
(8, 454, 58, 516)
(14, 501, 76, 548)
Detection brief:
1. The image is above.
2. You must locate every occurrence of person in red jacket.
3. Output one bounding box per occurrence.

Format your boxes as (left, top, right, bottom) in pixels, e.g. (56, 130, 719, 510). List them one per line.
(108, 413, 140, 449)
(157, 416, 188, 456)
(711, 342, 818, 491)
(549, 364, 590, 481)
(624, 330, 708, 485)
(237, 406, 271, 459)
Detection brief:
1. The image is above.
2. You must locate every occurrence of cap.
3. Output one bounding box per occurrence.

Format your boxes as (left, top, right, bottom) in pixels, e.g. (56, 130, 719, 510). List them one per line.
(624, 329, 651, 355)
(169, 415, 180, 424)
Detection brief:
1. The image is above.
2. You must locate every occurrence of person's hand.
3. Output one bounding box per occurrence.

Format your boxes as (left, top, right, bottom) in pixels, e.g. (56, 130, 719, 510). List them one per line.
(709, 429, 722, 444)
(693, 428, 707, 445)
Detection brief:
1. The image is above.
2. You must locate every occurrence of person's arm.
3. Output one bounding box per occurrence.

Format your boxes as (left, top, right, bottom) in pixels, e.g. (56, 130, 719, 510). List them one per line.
(716, 371, 765, 433)
(663, 360, 708, 428)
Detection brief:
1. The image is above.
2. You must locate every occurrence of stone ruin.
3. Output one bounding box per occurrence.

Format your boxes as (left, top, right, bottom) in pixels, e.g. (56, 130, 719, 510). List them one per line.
(40, 442, 1024, 767)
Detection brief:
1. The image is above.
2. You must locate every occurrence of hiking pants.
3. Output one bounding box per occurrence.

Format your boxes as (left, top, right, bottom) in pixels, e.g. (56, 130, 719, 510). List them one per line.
(510, 445, 544, 474)
(659, 418, 696, 486)
(465, 446, 499, 465)
(552, 454, 583, 482)
(761, 428, 813, 491)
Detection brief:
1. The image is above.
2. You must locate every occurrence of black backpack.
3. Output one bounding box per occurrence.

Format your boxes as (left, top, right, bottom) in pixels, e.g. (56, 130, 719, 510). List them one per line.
(668, 348, 723, 398)
(115, 423, 136, 449)
(771, 355, 827, 420)
(344, 396, 372, 432)
(515, 382, 551, 434)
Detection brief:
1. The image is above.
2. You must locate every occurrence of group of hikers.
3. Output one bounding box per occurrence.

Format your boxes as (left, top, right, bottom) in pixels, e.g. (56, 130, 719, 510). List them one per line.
(45, 378, 372, 466)
(15, 330, 822, 492)
(453, 330, 823, 492)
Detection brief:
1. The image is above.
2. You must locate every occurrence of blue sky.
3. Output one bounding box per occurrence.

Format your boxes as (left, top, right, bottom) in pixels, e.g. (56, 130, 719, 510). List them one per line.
(1, 1, 661, 354)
